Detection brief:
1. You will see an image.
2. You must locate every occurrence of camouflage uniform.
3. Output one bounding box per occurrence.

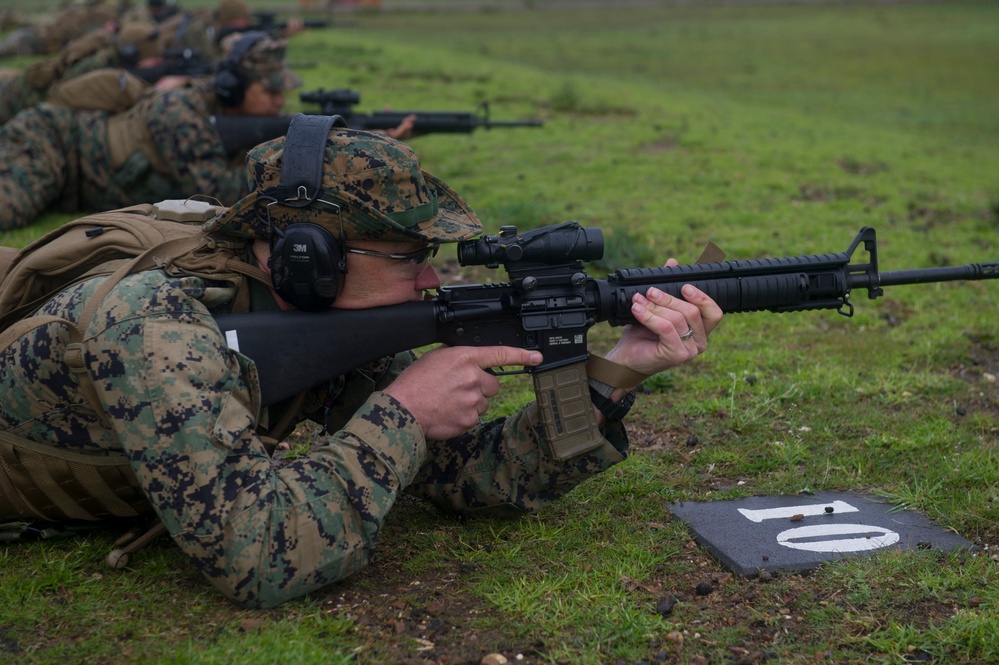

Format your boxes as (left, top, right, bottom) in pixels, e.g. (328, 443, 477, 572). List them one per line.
(0, 129, 628, 608)
(0, 1, 120, 58)
(0, 35, 301, 231)
(135, 0, 253, 64)
(0, 23, 163, 126)
(119, 0, 181, 26)
(156, 9, 222, 62)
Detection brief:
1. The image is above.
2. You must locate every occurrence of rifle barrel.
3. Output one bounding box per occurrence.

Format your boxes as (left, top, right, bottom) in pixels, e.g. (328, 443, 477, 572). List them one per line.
(483, 119, 544, 128)
(869, 263, 999, 288)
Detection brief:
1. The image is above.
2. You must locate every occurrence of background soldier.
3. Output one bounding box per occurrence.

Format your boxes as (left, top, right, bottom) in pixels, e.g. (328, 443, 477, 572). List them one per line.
(0, 31, 301, 230)
(0, 0, 121, 58)
(0, 22, 165, 126)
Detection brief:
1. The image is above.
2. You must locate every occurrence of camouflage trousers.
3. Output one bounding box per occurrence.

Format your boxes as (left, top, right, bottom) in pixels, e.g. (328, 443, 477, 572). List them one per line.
(0, 104, 81, 230)
(0, 73, 46, 127)
(0, 104, 121, 231)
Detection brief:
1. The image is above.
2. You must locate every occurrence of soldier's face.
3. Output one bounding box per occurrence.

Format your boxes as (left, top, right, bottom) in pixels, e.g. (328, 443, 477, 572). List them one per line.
(333, 240, 442, 310)
(239, 81, 286, 116)
(255, 238, 441, 311)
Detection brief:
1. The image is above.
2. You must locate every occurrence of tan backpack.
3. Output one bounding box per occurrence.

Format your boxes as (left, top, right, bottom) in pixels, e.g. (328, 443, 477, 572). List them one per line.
(45, 67, 150, 114)
(0, 201, 269, 529)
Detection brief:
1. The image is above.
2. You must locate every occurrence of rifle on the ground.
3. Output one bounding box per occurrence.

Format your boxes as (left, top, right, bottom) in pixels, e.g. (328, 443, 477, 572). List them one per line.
(211, 91, 544, 156)
(214, 224, 997, 458)
(217, 11, 331, 40)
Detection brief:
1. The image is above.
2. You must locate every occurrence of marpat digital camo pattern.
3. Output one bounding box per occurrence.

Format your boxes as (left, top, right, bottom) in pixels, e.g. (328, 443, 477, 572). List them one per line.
(0, 78, 247, 231)
(213, 127, 484, 244)
(0, 2, 119, 58)
(0, 265, 627, 607)
(0, 25, 155, 126)
(220, 32, 303, 94)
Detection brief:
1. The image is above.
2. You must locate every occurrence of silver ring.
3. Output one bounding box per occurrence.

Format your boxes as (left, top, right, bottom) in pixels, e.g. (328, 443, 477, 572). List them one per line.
(679, 328, 694, 341)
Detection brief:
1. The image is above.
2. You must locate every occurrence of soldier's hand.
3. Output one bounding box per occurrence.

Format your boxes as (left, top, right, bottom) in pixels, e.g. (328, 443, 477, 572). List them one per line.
(383, 111, 416, 141)
(282, 18, 306, 37)
(385, 345, 542, 441)
(603, 259, 723, 378)
(155, 75, 190, 92)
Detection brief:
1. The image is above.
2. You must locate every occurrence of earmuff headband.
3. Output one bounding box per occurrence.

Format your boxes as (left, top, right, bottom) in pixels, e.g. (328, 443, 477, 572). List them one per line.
(273, 114, 344, 205)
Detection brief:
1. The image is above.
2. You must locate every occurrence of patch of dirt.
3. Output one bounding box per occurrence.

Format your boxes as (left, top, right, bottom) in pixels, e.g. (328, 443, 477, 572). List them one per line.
(309, 497, 550, 665)
(951, 336, 999, 422)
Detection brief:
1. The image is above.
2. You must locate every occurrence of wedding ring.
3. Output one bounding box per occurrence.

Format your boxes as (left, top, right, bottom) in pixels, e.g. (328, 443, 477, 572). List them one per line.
(679, 328, 694, 341)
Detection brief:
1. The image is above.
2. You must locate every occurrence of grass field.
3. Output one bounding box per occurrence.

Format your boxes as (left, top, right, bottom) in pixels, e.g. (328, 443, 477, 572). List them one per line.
(1, 2, 997, 664)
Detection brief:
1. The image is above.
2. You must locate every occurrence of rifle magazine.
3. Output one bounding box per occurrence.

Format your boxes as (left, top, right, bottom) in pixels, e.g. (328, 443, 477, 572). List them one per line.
(532, 362, 603, 460)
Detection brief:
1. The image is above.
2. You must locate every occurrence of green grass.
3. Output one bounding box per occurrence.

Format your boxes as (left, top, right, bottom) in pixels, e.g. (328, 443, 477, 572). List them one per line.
(2, 2, 998, 664)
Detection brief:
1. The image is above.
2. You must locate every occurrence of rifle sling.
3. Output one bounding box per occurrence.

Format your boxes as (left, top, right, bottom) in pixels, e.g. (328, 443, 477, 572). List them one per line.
(586, 354, 650, 390)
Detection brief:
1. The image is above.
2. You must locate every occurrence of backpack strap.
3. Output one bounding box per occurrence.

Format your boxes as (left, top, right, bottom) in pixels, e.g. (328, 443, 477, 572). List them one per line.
(0, 246, 17, 279)
(59, 233, 218, 427)
(223, 256, 271, 292)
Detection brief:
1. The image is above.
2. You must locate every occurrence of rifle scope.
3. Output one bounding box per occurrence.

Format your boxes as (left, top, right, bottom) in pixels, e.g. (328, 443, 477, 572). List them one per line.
(457, 222, 603, 268)
(299, 88, 360, 107)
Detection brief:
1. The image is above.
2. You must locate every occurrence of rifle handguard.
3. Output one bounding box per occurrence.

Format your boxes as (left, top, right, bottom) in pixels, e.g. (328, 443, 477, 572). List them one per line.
(533, 361, 603, 460)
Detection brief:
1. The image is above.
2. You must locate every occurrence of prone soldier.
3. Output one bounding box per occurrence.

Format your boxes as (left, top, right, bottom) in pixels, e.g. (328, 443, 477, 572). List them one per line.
(0, 31, 302, 230)
(0, 22, 166, 126)
(0, 0, 120, 58)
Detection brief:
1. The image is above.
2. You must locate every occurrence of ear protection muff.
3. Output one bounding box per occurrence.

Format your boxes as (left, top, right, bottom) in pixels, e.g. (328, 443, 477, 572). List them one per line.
(269, 223, 345, 312)
(117, 43, 140, 68)
(214, 30, 268, 108)
(265, 114, 349, 311)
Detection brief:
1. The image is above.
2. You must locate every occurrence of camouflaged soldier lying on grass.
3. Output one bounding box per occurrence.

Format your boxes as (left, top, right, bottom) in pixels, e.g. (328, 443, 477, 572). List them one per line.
(0, 0, 120, 58)
(0, 22, 168, 127)
(0, 31, 301, 231)
(0, 122, 723, 608)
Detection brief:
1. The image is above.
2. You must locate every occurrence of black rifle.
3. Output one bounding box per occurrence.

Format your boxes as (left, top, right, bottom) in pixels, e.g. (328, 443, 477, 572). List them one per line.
(217, 11, 331, 40)
(211, 93, 544, 156)
(129, 48, 216, 83)
(214, 224, 997, 457)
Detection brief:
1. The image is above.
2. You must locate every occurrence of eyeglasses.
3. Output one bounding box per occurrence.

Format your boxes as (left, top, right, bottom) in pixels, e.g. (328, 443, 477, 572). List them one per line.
(345, 244, 440, 266)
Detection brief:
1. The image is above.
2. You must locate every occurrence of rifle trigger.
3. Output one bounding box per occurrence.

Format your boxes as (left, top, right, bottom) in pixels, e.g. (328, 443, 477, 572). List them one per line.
(487, 366, 526, 377)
